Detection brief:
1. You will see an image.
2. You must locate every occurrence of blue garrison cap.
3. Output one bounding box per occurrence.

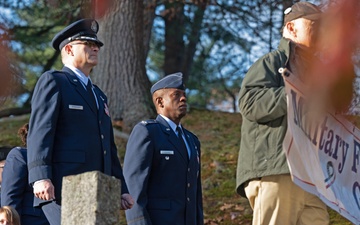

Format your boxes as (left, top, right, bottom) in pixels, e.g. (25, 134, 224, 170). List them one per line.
(151, 72, 185, 95)
(51, 18, 104, 51)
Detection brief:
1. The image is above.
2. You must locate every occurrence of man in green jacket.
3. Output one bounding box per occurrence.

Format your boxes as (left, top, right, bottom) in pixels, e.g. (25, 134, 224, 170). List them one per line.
(236, 2, 329, 225)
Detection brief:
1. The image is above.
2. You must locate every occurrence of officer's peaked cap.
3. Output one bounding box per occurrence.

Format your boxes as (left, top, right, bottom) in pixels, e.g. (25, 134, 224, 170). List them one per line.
(51, 18, 104, 51)
(151, 72, 185, 95)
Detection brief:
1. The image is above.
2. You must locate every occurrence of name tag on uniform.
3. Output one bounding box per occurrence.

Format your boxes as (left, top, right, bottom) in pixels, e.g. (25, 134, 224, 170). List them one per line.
(160, 150, 174, 155)
(69, 105, 83, 110)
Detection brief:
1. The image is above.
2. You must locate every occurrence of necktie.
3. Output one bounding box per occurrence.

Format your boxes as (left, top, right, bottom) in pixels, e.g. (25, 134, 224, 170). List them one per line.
(176, 126, 189, 160)
(86, 80, 98, 111)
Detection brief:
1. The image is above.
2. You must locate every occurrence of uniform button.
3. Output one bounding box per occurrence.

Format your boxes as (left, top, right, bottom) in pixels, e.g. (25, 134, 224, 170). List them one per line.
(187, 183, 190, 188)
(188, 168, 190, 172)
(187, 197, 190, 201)
(99, 120, 101, 125)
(104, 151, 106, 154)
(101, 135, 104, 139)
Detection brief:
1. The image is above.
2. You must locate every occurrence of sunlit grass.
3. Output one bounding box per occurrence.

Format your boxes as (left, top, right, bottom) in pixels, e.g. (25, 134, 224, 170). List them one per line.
(0, 110, 353, 224)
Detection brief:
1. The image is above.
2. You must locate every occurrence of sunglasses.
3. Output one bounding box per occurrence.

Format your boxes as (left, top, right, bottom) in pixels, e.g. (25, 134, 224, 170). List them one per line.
(70, 41, 101, 48)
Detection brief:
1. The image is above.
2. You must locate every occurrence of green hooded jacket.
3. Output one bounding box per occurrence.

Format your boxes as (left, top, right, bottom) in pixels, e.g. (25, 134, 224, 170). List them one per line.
(236, 38, 292, 197)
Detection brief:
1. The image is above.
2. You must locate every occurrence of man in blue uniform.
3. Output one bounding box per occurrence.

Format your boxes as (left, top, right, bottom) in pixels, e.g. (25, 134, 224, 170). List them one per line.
(27, 18, 133, 225)
(123, 73, 204, 225)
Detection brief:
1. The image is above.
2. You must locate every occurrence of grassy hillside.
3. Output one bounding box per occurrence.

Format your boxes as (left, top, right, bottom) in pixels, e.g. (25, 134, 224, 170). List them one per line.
(0, 109, 352, 224)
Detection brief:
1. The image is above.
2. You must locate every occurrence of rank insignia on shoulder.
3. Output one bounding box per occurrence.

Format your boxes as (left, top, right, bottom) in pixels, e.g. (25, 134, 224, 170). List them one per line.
(141, 119, 157, 125)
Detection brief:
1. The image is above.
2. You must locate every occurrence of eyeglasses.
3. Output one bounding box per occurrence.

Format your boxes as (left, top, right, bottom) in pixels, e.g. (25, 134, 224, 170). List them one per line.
(70, 41, 101, 49)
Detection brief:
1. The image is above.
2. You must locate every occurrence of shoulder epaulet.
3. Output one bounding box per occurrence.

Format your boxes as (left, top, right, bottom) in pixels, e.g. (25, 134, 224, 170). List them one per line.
(140, 119, 158, 125)
(45, 70, 64, 77)
(48, 69, 61, 74)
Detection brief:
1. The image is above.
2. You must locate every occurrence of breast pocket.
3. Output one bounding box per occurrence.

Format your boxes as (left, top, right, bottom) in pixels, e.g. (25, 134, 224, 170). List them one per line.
(160, 150, 174, 161)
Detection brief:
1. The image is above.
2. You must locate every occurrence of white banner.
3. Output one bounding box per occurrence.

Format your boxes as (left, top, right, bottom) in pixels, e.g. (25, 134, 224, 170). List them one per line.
(283, 69, 360, 224)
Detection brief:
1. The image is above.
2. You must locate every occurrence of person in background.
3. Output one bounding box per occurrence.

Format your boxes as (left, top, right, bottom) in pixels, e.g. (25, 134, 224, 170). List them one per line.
(123, 73, 204, 225)
(0, 147, 11, 202)
(27, 18, 133, 225)
(0, 206, 21, 225)
(1, 123, 49, 225)
(236, 2, 329, 225)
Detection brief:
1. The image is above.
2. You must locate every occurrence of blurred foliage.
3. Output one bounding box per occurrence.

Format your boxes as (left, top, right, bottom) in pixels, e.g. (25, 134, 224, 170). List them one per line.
(0, 0, 292, 114)
(0, 0, 93, 108)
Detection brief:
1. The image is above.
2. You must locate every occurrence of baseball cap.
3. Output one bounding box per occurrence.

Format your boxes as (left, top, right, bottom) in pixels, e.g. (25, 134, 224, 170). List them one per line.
(284, 2, 322, 25)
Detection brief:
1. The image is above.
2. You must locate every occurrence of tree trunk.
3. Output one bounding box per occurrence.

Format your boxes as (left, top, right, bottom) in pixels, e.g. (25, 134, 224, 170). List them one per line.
(163, 1, 185, 75)
(143, 0, 157, 57)
(92, 0, 155, 133)
(181, 1, 206, 84)
(163, 1, 205, 84)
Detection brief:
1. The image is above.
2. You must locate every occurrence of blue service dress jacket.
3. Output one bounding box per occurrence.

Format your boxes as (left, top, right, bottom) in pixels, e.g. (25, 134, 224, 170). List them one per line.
(1, 147, 49, 225)
(124, 115, 204, 225)
(27, 66, 128, 207)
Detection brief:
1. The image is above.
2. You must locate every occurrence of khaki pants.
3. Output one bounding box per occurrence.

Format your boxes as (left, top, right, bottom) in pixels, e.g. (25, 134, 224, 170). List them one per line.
(244, 174, 329, 225)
